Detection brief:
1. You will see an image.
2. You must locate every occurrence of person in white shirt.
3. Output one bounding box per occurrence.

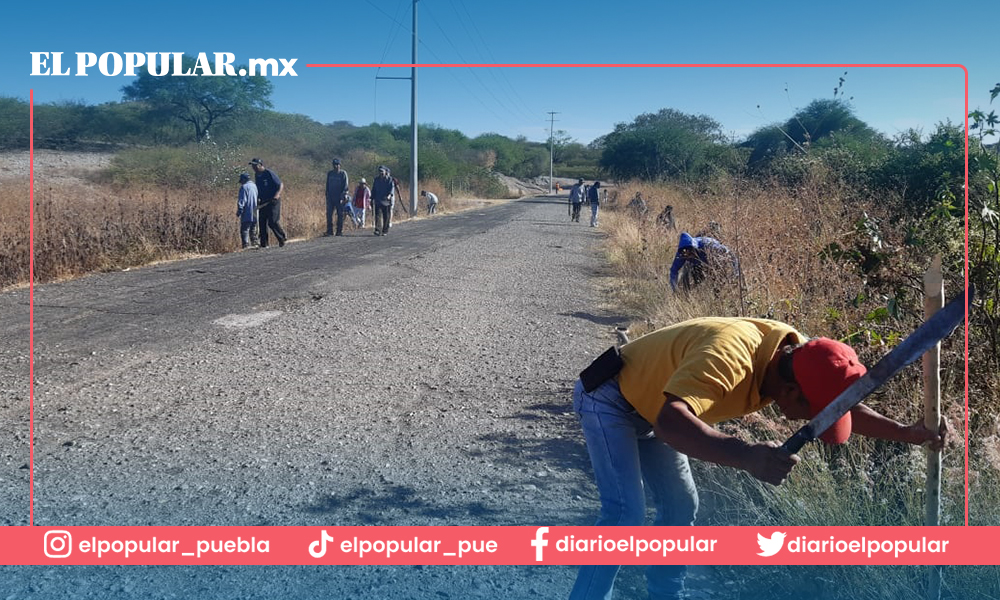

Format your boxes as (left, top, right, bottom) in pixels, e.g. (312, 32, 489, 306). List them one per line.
(421, 190, 439, 215)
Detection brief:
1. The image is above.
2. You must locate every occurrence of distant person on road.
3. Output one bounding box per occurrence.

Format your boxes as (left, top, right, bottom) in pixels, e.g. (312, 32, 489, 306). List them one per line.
(588, 180, 602, 227)
(569, 318, 949, 600)
(371, 166, 394, 236)
(669, 232, 739, 293)
(568, 178, 585, 222)
(236, 173, 258, 249)
(422, 190, 439, 215)
(325, 158, 350, 237)
(353, 178, 371, 228)
(250, 158, 287, 248)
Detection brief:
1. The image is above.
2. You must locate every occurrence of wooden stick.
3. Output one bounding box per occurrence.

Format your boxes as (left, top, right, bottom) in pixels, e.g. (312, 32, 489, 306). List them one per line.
(922, 255, 943, 600)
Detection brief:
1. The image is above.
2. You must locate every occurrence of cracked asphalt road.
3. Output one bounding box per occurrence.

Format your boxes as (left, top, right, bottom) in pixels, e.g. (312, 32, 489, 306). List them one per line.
(0, 196, 649, 599)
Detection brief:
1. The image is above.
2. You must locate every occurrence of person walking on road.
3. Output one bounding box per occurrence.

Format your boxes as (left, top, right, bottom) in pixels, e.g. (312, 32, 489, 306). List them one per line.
(588, 180, 602, 227)
(422, 190, 439, 215)
(568, 178, 585, 222)
(353, 178, 371, 228)
(570, 317, 949, 600)
(250, 158, 287, 248)
(371, 166, 394, 236)
(325, 158, 350, 237)
(236, 173, 258, 249)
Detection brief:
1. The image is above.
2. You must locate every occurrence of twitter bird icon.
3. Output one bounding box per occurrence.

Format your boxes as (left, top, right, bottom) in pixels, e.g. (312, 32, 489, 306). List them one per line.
(757, 532, 786, 557)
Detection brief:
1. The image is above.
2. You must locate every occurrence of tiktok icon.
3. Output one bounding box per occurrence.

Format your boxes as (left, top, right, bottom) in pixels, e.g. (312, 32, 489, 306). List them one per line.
(309, 530, 335, 558)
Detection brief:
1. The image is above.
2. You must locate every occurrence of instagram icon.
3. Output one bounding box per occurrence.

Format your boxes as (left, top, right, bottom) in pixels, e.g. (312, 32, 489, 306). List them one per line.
(44, 530, 73, 558)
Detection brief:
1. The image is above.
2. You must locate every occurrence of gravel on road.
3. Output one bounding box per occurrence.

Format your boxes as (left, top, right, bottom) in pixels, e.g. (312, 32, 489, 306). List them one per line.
(0, 197, 650, 599)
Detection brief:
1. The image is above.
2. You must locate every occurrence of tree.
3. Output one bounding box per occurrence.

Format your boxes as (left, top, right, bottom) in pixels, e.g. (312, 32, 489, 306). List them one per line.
(121, 55, 273, 141)
(744, 99, 879, 168)
(599, 108, 728, 181)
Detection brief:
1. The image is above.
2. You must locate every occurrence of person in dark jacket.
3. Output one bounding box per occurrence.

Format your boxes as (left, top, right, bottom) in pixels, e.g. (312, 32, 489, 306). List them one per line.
(325, 158, 350, 236)
(669, 232, 739, 292)
(371, 166, 394, 236)
(588, 181, 602, 227)
(249, 158, 287, 248)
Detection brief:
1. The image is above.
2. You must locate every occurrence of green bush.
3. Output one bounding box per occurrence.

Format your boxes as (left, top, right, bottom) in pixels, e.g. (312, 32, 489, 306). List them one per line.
(105, 140, 245, 189)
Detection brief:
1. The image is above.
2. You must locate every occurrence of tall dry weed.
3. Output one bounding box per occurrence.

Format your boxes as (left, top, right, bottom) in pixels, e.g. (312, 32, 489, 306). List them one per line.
(0, 182, 30, 287)
(1, 178, 333, 288)
(0, 168, 482, 290)
(600, 177, 967, 527)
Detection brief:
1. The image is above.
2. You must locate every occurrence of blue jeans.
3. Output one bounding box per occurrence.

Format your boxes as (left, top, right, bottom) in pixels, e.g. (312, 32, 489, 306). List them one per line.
(590, 202, 600, 226)
(569, 378, 698, 600)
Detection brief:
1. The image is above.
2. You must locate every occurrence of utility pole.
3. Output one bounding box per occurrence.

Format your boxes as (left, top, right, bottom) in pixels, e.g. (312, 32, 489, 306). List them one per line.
(410, 0, 418, 216)
(547, 111, 559, 193)
(375, 0, 419, 216)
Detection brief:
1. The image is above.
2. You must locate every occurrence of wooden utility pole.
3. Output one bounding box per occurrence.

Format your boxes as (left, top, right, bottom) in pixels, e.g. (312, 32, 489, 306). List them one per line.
(922, 255, 943, 600)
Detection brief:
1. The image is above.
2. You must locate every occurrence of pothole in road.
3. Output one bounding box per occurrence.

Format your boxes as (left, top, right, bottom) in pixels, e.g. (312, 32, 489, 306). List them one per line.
(213, 310, 283, 329)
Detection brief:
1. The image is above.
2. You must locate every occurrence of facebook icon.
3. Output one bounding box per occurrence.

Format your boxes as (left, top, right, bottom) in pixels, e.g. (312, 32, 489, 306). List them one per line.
(531, 527, 549, 561)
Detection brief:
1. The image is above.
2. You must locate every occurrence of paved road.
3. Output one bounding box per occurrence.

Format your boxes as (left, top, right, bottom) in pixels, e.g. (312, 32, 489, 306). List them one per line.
(0, 197, 647, 599)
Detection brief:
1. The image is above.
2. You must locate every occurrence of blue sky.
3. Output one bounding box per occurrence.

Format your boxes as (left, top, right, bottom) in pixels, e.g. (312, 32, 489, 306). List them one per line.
(3, 0, 995, 145)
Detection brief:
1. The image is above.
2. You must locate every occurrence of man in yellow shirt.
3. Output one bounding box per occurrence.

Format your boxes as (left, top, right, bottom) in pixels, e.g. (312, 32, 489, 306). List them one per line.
(569, 317, 948, 600)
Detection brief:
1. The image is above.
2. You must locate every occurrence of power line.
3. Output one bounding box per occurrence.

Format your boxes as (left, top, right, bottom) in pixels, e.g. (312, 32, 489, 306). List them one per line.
(452, 0, 538, 120)
(422, 2, 526, 125)
(371, 0, 411, 125)
(367, 0, 523, 136)
(445, 0, 538, 122)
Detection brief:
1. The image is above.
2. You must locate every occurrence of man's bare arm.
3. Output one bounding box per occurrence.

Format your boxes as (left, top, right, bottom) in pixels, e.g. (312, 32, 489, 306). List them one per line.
(655, 395, 800, 485)
(849, 403, 948, 450)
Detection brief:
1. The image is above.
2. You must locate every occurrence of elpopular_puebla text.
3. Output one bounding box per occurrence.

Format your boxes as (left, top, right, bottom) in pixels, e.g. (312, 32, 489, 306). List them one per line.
(29, 52, 297, 77)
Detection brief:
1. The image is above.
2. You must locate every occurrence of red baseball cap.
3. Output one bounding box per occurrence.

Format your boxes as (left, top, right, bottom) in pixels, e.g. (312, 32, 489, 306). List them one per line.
(791, 338, 867, 444)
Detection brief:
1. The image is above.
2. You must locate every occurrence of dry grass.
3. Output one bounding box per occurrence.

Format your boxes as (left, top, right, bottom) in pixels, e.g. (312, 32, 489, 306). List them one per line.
(600, 176, 967, 519)
(0, 178, 324, 288)
(599, 177, 984, 595)
(0, 181, 30, 287)
(0, 170, 494, 290)
(603, 177, 884, 336)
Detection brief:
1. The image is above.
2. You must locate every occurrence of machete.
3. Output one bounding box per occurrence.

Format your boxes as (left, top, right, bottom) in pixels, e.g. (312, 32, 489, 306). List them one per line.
(781, 286, 972, 454)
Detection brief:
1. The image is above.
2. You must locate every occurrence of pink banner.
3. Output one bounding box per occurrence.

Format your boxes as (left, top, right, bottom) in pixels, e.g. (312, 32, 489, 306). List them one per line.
(0, 526, 989, 566)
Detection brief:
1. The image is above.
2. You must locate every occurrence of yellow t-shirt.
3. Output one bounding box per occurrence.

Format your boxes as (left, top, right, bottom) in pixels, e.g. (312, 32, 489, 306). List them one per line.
(617, 317, 806, 425)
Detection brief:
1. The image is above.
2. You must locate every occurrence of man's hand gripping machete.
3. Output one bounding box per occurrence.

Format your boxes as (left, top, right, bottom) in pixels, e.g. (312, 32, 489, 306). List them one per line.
(781, 287, 973, 454)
